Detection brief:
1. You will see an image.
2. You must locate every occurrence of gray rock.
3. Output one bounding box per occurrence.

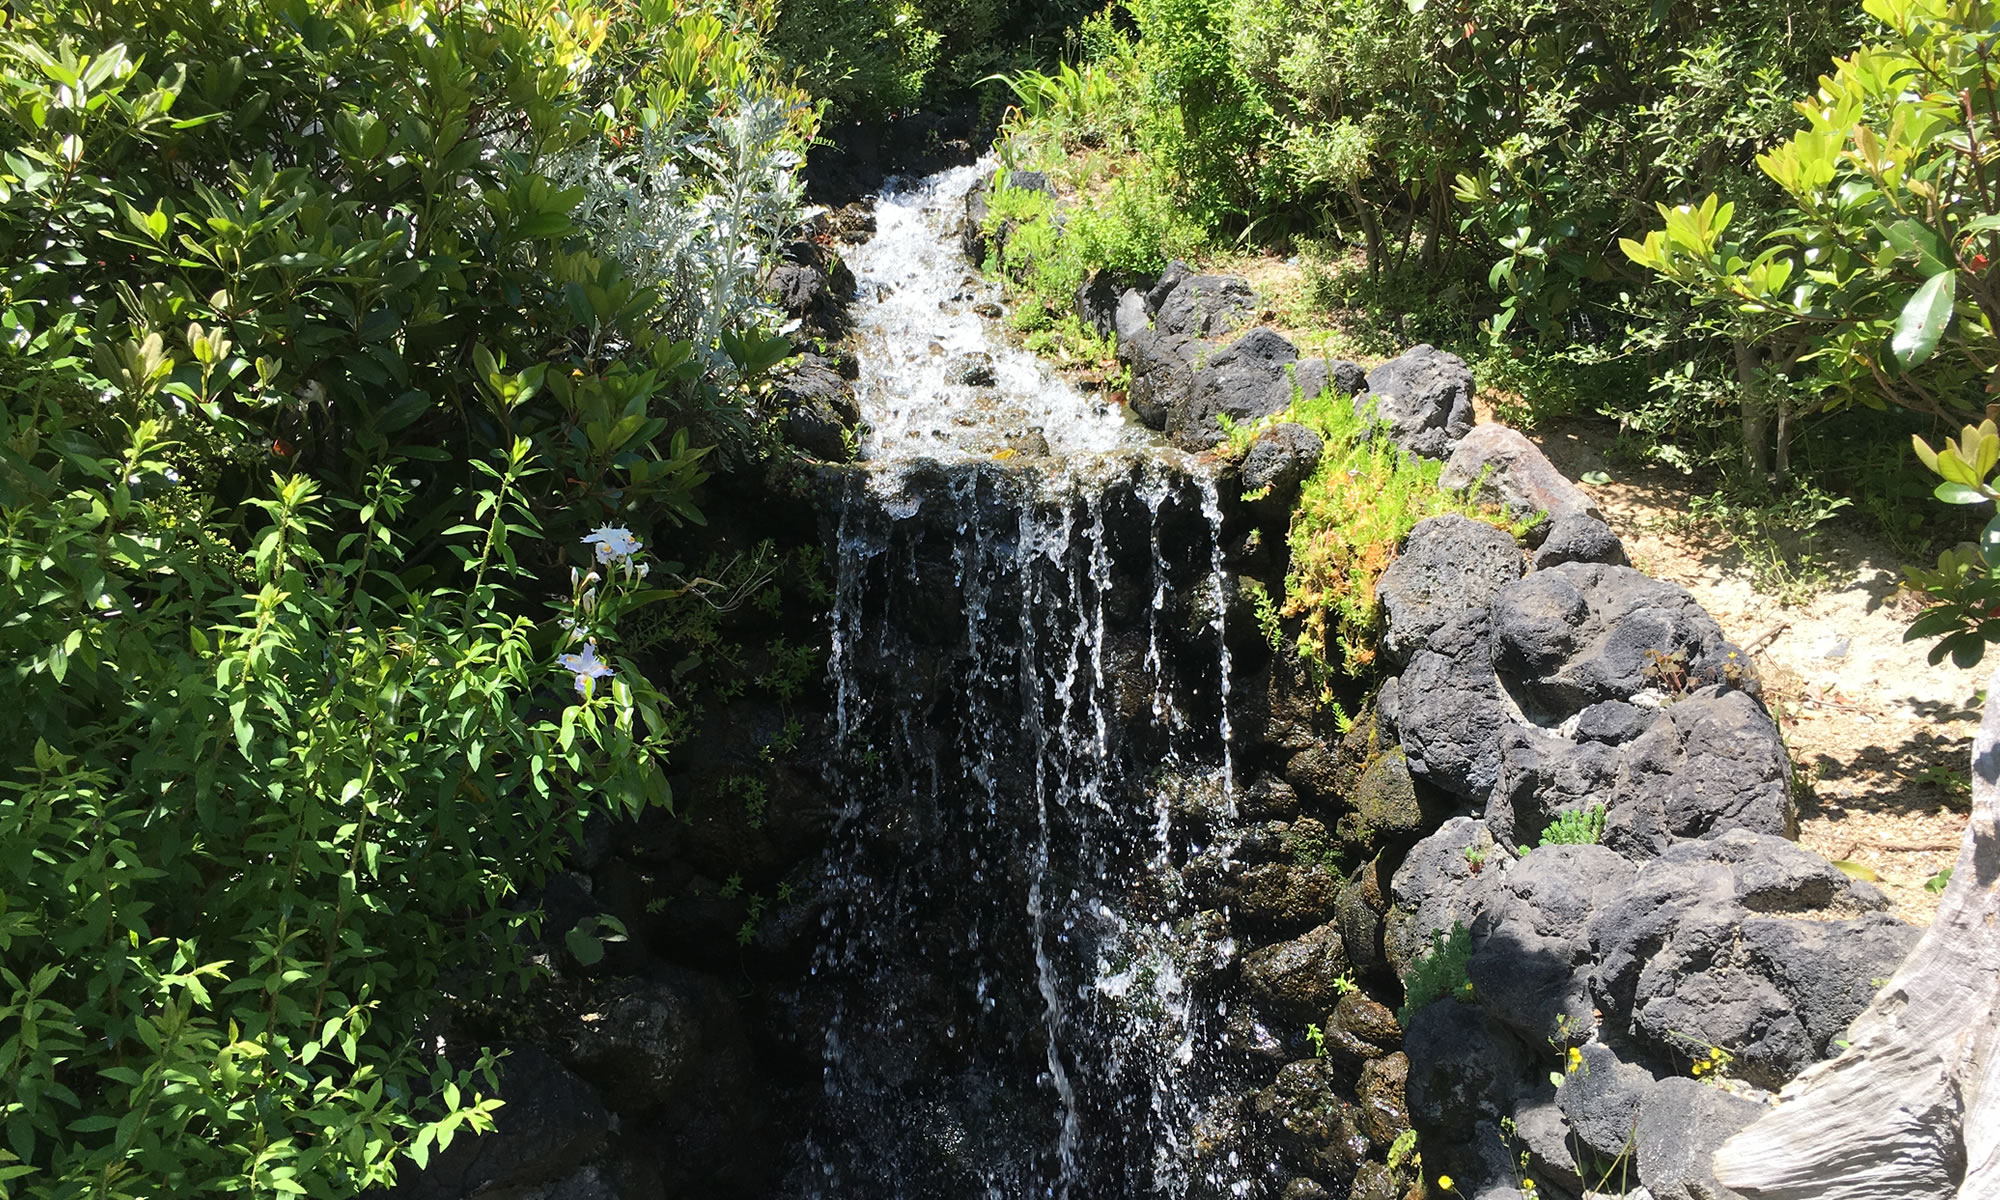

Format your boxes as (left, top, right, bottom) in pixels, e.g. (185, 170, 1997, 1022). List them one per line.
(1394, 610, 1515, 803)
(1122, 327, 1197, 430)
(1486, 726, 1622, 852)
(1533, 513, 1629, 569)
(1386, 816, 1502, 973)
(1242, 422, 1325, 498)
(1441, 424, 1601, 537)
(1556, 1041, 1658, 1164)
(1738, 912, 1917, 1056)
(768, 262, 832, 325)
(1491, 562, 1752, 721)
(1404, 1001, 1530, 1138)
(1512, 1091, 1584, 1194)
(1074, 268, 1149, 338)
(1465, 846, 1631, 1044)
(1652, 828, 1888, 915)
(393, 1045, 611, 1200)
(1632, 966, 1812, 1091)
(1588, 860, 1741, 1021)
(1242, 920, 1352, 1026)
(1633, 1077, 1765, 1200)
(1376, 514, 1523, 668)
(1146, 259, 1191, 313)
(1291, 357, 1365, 404)
(1574, 699, 1654, 746)
(1154, 271, 1257, 339)
(1114, 288, 1149, 344)
(1361, 344, 1476, 459)
(1170, 326, 1299, 449)
(1004, 169, 1057, 197)
(942, 351, 997, 387)
(1601, 689, 1795, 860)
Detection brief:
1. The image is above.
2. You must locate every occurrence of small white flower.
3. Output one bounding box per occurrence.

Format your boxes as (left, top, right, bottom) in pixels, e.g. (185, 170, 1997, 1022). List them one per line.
(164, 468, 181, 485)
(8, 326, 28, 349)
(557, 640, 615, 698)
(582, 525, 642, 563)
(635, 560, 651, 579)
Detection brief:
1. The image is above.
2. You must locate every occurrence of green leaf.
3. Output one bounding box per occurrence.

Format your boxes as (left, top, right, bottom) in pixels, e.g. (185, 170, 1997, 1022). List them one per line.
(1933, 482, 1988, 505)
(1891, 270, 1955, 367)
(563, 924, 604, 966)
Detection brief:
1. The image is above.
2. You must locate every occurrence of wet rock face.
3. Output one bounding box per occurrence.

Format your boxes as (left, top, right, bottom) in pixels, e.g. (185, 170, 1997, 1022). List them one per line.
(774, 354, 861, 461)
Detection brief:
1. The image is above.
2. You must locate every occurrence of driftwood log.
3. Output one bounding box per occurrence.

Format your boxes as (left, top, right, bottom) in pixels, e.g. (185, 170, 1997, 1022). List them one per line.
(1712, 668, 2000, 1199)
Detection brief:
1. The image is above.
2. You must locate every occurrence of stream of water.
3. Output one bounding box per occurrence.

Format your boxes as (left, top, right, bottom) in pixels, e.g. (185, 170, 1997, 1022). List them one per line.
(795, 166, 1256, 1197)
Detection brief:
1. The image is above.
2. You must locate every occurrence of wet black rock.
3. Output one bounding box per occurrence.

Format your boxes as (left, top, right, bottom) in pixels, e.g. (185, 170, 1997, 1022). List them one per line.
(1532, 512, 1628, 569)
(942, 351, 997, 387)
(1243, 920, 1352, 1026)
(1218, 860, 1343, 938)
(562, 977, 697, 1113)
(1633, 1077, 1766, 1200)
(1170, 326, 1299, 449)
(1241, 422, 1325, 500)
(1355, 1051, 1412, 1149)
(1393, 610, 1513, 804)
(1335, 750, 1425, 859)
(1490, 562, 1751, 721)
(1334, 860, 1389, 979)
(1360, 345, 1476, 459)
(773, 354, 860, 461)
(1439, 424, 1600, 538)
(1375, 514, 1523, 668)
(1253, 1058, 1375, 1186)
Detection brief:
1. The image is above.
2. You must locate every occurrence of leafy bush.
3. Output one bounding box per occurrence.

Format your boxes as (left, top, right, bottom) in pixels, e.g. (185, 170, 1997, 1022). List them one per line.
(1537, 805, 1607, 848)
(0, 0, 809, 1193)
(1398, 921, 1474, 1026)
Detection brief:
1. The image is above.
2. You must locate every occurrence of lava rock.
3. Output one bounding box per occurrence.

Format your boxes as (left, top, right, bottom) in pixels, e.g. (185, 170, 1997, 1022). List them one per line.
(1075, 268, 1152, 338)
(1404, 1001, 1530, 1138)
(1325, 989, 1403, 1063)
(1170, 326, 1300, 449)
(1633, 1077, 1766, 1200)
(1357, 1051, 1413, 1147)
(1122, 328, 1197, 430)
(1335, 749, 1426, 858)
(1440, 424, 1601, 538)
(1334, 859, 1389, 978)
(1360, 345, 1476, 459)
(943, 351, 998, 387)
(1555, 1040, 1659, 1163)
(1255, 1058, 1375, 1187)
(1243, 920, 1352, 1026)
(1467, 845, 1635, 1044)
(1385, 816, 1502, 974)
(1652, 827, 1889, 915)
(1393, 609, 1516, 804)
(562, 978, 698, 1112)
(390, 1045, 611, 1200)
(1242, 423, 1326, 499)
(1348, 1162, 1401, 1200)
(773, 353, 860, 461)
(1114, 288, 1150, 344)
(1533, 513, 1628, 569)
(1376, 514, 1523, 668)
(768, 261, 835, 327)
(1511, 1091, 1584, 1195)
(1486, 725, 1623, 851)
(1153, 271, 1257, 339)
(1220, 860, 1343, 938)
(1600, 688, 1795, 859)
(1490, 562, 1752, 721)
(1737, 912, 1918, 1058)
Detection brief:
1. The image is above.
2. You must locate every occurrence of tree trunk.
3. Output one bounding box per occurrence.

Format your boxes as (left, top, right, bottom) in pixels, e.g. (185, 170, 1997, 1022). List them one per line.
(1734, 337, 1770, 477)
(1348, 179, 1384, 281)
(1712, 665, 2000, 1199)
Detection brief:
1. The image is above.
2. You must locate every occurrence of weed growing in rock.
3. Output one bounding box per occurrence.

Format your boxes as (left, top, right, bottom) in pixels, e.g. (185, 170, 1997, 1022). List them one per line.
(1397, 922, 1475, 1026)
(1537, 805, 1607, 848)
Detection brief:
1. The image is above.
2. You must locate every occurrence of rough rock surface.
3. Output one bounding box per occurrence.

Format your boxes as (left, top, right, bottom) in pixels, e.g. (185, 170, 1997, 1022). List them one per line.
(1533, 513, 1629, 569)
(1122, 328, 1197, 430)
(1170, 327, 1299, 449)
(1152, 269, 1257, 339)
(1385, 817, 1500, 973)
(1634, 1077, 1766, 1200)
(1490, 562, 1750, 720)
(1556, 1041, 1659, 1162)
(1360, 345, 1476, 459)
(1440, 423, 1600, 536)
(562, 978, 697, 1113)
(1242, 423, 1325, 499)
(1467, 845, 1635, 1044)
(1243, 920, 1352, 1026)
(1376, 514, 1523, 667)
(773, 354, 859, 461)
(1599, 688, 1796, 859)
(1393, 611, 1514, 803)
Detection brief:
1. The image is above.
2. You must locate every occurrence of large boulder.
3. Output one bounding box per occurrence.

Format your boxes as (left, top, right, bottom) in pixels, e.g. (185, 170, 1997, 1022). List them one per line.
(1440, 424, 1600, 538)
(1074, 267, 1152, 338)
(1169, 326, 1299, 449)
(1153, 269, 1257, 339)
(1242, 423, 1326, 500)
(1600, 688, 1796, 859)
(1360, 345, 1476, 459)
(1485, 724, 1623, 852)
(1467, 844, 1636, 1044)
(1385, 816, 1502, 973)
(1393, 610, 1516, 804)
(1555, 1041, 1660, 1163)
(1532, 513, 1628, 569)
(1634, 1077, 1766, 1200)
(1122, 327, 1198, 430)
(1490, 562, 1751, 721)
(1404, 1001, 1531, 1147)
(1375, 514, 1523, 667)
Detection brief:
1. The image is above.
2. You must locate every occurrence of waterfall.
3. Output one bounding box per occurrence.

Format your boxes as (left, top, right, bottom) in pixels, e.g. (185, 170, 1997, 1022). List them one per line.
(795, 165, 1252, 1197)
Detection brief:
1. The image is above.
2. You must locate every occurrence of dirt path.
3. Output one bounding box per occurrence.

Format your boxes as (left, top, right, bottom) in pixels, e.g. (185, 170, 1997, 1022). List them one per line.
(1529, 420, 1978, 926)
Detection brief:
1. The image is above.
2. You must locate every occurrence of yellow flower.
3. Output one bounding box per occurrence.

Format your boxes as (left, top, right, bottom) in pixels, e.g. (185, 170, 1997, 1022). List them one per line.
(1438, 1176, 1455, 1193)
(1565, 1047, 1583, 1073)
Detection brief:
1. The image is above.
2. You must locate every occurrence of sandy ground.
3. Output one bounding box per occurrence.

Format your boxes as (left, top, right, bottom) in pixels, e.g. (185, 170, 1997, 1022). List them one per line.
(1529, 421, 1978, 927)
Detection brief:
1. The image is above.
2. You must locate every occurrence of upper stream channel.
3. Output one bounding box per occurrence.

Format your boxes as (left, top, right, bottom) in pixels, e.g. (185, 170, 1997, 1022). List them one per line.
(794, 164, 1262, 1197)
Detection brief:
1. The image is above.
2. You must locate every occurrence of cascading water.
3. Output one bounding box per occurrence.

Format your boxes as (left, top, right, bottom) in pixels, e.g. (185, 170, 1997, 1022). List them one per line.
(794, 165, 1259, 1198)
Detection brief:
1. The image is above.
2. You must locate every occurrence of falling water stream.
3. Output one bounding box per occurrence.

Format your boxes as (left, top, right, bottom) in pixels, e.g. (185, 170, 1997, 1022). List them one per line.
(796, 165, 1254, 1198)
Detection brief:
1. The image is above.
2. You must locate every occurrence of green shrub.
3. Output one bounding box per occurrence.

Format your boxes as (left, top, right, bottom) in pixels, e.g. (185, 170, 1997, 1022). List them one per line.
(0, 0, 808, 1193)
(1398, 921, 1475, 1026)
(1537, 805, 1607, 848)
